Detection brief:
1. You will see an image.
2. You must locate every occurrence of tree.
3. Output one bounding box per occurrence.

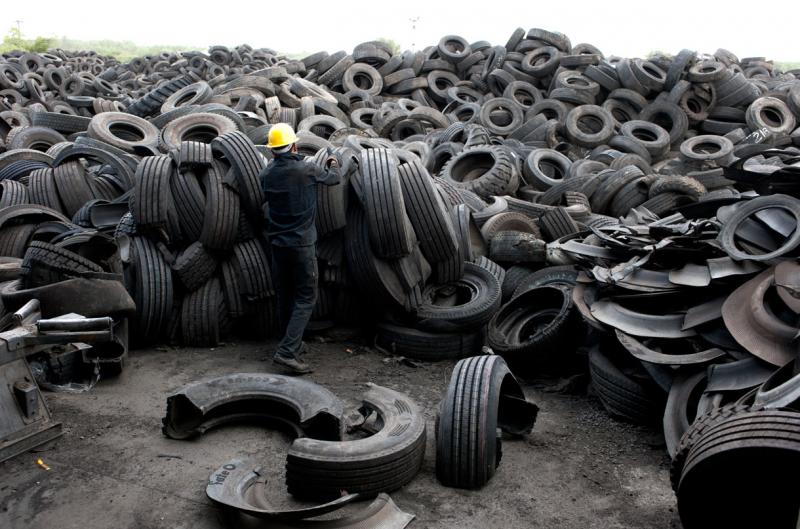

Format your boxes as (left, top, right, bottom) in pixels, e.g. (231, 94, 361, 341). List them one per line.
(0, 27, 53, 53)
(377, 38, 401, 55)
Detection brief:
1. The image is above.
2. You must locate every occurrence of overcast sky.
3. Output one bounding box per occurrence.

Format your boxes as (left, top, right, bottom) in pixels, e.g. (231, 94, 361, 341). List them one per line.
(2, 0, 798, 61)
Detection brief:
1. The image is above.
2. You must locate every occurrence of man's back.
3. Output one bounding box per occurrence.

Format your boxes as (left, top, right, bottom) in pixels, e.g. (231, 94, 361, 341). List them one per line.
(260, 152, 328, 247)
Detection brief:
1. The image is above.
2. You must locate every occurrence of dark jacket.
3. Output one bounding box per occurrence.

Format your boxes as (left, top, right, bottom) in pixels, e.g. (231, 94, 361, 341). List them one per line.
(259, 152, 341, 247)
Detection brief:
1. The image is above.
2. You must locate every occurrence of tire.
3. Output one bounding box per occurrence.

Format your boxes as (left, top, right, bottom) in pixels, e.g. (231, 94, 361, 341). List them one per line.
(30, 110, 91, 133)
(233, 239, 274, 301)
(639, 101, 689, 146)
(479, 97, 523, 136)
(342, 63, 384, 95)
(199, 162, 240, 251)
(312, 148, 350, 236)
(286, 384, 426, 500)
(161, 112, 238, 151)
(564, 105, 615, 148)
(489, 231, 546, 264)
(0, 224, 36, 258)
(480, 211, 541, 242)
(175, 140, 214, 168)
(436, 355, 537, 489)
(0, 180, 29, 208)
(510, 265, 578, 299)
(7, 126, 66, 151)
(345, 205, 410, 310)
(673, 408, 800, 529)
(397, 158, 458, 263)
(488, 286, 584, 372)
(128, 236, 174, 343)
(523, 149, 572, 190)
(160, 81, 212, 113)
(501, 264, 537, 302)
(375, 322, 484, 361)
(87, 112, 159, 153)
(360, 148, 415, 259)
(589, 166, 644, 215)
(473, 255, 506, 285)
(619, 120, 671, 160)
(639, 192, 693, 217)
(170, 168, 206, 242)
(211, 131, 266, 223)
(589, 347, 664, 425)
(679, 135, 734, 167)
(745, 96, 796, 135)
(130, 155, 174, 230)
(440, 145, 516, 199)
(173, 242, 217, 292)
(180, 277, 224, 346)
(608, 176, 652, 218)
(538, 207, 579, 241)
(21, 240, 103, 288)
(416, 261, 501, 331)
(53, 160, 96, 217)
(648, 176, 706, 200)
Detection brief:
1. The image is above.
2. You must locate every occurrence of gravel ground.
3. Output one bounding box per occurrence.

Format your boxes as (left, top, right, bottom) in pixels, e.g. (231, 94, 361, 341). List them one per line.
(0, 335, 682, 529)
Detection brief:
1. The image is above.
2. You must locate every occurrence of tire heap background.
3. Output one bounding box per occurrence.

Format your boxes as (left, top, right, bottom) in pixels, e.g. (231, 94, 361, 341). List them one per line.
(1, 29, 800, 526)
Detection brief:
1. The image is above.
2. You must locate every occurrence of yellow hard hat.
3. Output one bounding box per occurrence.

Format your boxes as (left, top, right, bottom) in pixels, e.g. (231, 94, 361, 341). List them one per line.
(267, 123, 298, 149)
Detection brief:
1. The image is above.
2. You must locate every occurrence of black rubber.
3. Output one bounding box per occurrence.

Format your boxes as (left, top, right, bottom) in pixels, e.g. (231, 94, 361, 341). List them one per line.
(286, 384, 426, 500)
(173, 242, 217, 292)
(589, 347, 664, 425)
(436, 355, 537, 489)
(440, 145, 516, 199)
(488, 285, 584, 372)
(130, 155, 174, 231)
(211, 131, 266, 223)
(360, 148, 415, 259)
(489, 231, 546, 264)
(538, 208, 579, 241)
(375, 322, 485, 361)
(53, 160, 96, 218)
(200, 162, 240, 250)
(180, 277, 224, 346)
(397, 158, 458, 263)
(416, 261, 501, 331)
(128, 235, 174, 343)
(21, 240, 103, 288)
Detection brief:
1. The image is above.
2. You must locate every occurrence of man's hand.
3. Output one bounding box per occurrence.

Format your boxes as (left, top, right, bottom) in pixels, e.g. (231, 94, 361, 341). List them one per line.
(325, 156, 339, 168)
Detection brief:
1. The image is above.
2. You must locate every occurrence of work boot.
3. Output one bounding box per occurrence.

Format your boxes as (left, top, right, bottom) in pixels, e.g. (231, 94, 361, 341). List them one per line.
(273, 354, 313, 375)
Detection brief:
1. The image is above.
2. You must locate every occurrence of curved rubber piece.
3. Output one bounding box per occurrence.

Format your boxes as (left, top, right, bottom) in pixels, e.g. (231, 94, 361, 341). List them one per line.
(162, 372, 344, 441)
(206, 458, 358, 520)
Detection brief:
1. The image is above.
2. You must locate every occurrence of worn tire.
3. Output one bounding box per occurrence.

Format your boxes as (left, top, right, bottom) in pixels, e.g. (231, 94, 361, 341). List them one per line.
(286, 384, 426, 500)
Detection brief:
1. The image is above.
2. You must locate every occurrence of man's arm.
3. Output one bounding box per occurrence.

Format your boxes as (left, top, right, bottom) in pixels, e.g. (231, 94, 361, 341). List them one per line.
(310, 157, 341, 186)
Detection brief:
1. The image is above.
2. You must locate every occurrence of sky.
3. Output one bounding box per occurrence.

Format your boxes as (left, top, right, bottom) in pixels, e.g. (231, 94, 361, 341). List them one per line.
(1, 0, 798, 61)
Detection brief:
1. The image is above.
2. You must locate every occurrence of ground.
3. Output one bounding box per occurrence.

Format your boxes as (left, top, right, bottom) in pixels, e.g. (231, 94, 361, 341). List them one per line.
(0, 336, 682, 529)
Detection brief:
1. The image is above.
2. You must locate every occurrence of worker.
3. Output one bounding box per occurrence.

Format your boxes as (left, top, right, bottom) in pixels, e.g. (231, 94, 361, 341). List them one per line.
(259, 123, 340, 375)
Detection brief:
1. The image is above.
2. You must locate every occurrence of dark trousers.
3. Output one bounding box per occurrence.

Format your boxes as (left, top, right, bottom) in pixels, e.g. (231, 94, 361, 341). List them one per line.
(271, 244, 318, 359)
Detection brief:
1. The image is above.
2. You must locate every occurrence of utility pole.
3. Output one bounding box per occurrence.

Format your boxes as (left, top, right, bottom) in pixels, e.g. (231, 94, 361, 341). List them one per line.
(409, 17, 420, 51)
(14, 20, 22, 37)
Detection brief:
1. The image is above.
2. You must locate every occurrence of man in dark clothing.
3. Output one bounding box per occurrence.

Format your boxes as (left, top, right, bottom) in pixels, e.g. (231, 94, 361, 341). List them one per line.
(259, 123, 340, 374)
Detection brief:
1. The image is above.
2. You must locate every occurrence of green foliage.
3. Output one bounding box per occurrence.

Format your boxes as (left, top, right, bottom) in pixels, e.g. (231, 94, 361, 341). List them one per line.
(776, 62, 800, 72)
(377, 38, 401, 55)
(0, 27, 54, 53)
(0, 28, 196, 62)
(49, 37, 199, 62)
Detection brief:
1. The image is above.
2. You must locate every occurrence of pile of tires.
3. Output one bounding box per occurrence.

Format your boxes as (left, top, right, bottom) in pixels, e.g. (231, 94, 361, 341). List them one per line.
(0, 31, 798, 359)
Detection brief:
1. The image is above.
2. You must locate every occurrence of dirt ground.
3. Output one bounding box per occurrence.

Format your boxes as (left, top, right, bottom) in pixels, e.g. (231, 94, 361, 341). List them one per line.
(0, 335, 682, 529)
